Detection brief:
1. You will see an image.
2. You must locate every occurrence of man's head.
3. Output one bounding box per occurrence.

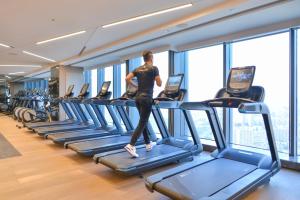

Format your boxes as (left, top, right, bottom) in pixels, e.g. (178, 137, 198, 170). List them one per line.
(142, 50, 153, 63)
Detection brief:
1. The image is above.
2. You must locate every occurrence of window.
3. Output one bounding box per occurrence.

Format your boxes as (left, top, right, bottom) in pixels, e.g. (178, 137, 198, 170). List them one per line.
(120, 63, 127, 95)
(232, 32, 289, 153)
(104, 66, 114, 125)
(91, 69, 98, 97)
(186, 45, 223, 141)
(150, 52, 169, 135)
(297, 29, 300, 155)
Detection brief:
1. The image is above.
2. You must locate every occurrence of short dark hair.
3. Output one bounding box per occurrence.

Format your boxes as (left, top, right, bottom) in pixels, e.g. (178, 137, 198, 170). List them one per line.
(142, 50, 153, 62)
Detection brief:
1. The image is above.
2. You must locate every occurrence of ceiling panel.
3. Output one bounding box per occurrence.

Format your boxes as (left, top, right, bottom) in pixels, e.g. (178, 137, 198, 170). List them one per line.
(0, 0, 299, 76)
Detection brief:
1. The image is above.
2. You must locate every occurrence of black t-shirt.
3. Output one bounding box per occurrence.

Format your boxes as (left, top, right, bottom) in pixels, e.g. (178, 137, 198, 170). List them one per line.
(132, 64, 159, 97)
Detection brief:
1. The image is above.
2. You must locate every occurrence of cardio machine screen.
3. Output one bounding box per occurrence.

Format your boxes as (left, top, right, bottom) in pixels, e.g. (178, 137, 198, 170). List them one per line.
(165, 75, 183, 94)
(66, 85, 74, 95)
(228, 66, 255, 94)
(79, 84, 89, 96)
(99, 81, 111, 95)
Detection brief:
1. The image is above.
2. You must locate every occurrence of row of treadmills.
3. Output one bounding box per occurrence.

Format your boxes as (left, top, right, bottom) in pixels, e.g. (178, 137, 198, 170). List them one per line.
(20, 66, 280, 200)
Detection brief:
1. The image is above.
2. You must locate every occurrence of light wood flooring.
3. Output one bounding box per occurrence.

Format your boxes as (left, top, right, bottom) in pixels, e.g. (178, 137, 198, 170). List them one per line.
(0, 115, 300, 200)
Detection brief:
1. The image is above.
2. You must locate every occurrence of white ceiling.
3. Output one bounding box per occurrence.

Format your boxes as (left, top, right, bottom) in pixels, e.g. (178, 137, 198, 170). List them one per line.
(0, 0, 300, 78)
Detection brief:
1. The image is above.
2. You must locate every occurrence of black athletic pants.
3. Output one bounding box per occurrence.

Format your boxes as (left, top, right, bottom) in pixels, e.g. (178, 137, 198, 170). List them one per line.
(130, 95, 152, 146)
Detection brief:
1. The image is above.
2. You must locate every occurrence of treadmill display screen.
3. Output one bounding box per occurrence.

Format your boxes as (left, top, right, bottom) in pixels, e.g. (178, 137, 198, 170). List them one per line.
(79, 84, 89, 96)
(100, 81, 111, 95)
(165, 75, 183, 93)
(228, 66, 255, 93)
(66, 85, 74, 95)
(127, 83, 138, 93)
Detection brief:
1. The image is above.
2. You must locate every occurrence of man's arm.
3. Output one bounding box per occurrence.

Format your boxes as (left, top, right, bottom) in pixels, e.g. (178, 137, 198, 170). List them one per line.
(125, 73, 138, 87)
(155, 75, 162, 87)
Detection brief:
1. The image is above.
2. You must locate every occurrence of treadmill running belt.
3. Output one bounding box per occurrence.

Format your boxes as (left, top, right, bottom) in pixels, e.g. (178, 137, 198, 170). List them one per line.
(48, 129, 109, 143)
(68, 135, 133, 151)
(99, 144, 187, 170)
(155, 158, 257, 200)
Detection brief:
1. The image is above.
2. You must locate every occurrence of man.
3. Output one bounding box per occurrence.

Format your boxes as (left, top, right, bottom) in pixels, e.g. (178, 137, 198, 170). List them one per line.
(124, 50, 162, 158)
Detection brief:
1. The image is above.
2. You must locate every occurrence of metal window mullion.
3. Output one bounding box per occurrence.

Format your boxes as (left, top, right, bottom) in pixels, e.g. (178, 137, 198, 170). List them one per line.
(113, 64, 121, 98)
(168, 51, 175, 136)
(223, 42, 232, 145)
(289, 28, 297, 156)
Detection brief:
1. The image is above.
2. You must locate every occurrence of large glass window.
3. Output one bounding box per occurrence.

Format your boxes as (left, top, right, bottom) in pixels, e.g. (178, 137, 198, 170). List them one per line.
(104, 66, 114, 125)
(232, 32, 289, 153)
(186, 45, 223, 141)
(297, 29, 300, 155)
(91, 69, 98, 97)
(120, 63, 127, 95)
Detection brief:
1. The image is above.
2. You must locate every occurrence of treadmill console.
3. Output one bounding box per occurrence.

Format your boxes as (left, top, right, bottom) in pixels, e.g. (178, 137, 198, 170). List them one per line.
(227, 66, 255, 96)
(65, 85, 74, 97)
(119, 79, 138, 99)
(164, 74, 184, 96)
(78, 83, 89, 98)
(98, 81, 111, 96)
(156, 74, 185, 101)
(209, 66, 264, 108)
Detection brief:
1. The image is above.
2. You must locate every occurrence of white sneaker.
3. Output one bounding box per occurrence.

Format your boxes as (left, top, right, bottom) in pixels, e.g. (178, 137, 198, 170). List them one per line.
(124, 144, 139, 158)
(146, 142, 156, 151)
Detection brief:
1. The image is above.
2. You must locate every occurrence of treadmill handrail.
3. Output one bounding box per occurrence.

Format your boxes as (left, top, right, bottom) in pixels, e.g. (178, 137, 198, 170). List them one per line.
(238, 102, 270, 114)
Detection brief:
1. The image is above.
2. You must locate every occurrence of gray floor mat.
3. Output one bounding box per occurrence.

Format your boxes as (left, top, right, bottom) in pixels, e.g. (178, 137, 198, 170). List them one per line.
(0, 133, 21, 159)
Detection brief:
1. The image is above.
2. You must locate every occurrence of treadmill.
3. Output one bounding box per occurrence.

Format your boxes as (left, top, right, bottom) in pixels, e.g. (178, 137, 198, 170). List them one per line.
(33, 83, 93, 136)
(46, 81, 123, 144)
(145, 66, 281, 200)
(93, 74, 202, 175)
(25, 85, 76, 129)
(64, 82, 156, 157)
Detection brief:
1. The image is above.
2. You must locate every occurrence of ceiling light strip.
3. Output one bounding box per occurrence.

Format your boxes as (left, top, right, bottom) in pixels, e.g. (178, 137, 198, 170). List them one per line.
(0, 43, 12, 48)
(36, 30, 86, 45)
(8, 72, 25, 75)
(102, 3, 192, 28)
(22, 51, 56, 62)
(0, 65, 41, 67)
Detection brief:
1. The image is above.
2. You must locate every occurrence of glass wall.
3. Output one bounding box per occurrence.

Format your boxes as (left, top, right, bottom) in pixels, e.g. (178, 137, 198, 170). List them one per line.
(298, 29, 300, 155)
(120, 63, 127, 95)
(231, 32, 289, 153)
(186, 45, 223, 141)
(91, 69, 98, 97)
(104, 66, 114, 125)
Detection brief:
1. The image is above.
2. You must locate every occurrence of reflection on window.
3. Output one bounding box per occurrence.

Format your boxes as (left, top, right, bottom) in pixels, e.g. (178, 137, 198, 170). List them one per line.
(91, 69, 98, 97)
(187, 45, 223, 141)
(298, 29, 300, 155)
(232, 32, 289, 153)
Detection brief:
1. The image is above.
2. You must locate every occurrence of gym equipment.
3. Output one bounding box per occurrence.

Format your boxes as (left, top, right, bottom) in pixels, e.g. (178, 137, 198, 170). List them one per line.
(64, 82, 156, 156)
(93, 74, 202, 175)
(32, 84, 92, 136)
(25, 85, 75, 129)
(46, 81, 123, 144)
(145, 66, 281, 200)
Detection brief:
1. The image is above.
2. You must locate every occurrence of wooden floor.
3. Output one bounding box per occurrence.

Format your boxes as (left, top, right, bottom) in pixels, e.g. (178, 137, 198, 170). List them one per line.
(0, 115, 300, 200)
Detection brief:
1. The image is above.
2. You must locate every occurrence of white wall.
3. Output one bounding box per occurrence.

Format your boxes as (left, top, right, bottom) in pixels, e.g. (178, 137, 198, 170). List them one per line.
(58, 66, 84, 120)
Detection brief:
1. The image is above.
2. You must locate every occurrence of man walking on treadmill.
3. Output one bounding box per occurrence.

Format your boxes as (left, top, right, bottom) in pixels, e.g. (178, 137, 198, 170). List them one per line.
(124, 50, 162, 158)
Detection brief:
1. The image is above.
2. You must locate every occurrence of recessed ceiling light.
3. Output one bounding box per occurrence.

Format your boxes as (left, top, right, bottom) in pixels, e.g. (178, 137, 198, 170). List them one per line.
(102, 3, 192, 28)
(36, 30, 86, 45)
(22, 51, 56, 62)
(0, 43, 12, 48)
(0, 64, 41, 67)
(8, 72, 25, 75)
